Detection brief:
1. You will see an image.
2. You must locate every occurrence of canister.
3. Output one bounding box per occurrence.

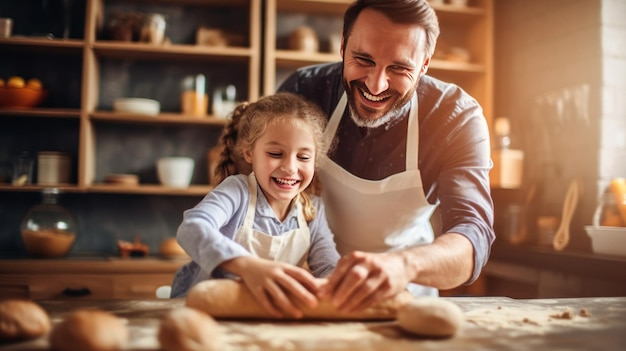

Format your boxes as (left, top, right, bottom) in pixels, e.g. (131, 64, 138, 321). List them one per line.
(37, 152, 71, 185)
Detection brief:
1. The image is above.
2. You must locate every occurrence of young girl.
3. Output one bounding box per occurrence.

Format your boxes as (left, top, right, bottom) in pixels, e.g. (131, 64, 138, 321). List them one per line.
(170, 92, 339, 318)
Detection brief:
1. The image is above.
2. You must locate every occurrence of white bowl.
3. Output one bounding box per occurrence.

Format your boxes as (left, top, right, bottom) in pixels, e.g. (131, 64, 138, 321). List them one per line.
(585, 226, 626, 256)
(113, 98, 160, 116)
(157, 157, 194, 188)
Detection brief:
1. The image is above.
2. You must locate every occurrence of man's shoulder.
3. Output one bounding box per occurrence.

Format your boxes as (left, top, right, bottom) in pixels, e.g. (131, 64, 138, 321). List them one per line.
(278, 62, 343, 115)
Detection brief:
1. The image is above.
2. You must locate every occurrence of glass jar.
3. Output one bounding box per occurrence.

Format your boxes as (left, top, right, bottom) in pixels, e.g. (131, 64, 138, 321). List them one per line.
(20, 188, 77, 258)
(593, 186, 624, 227)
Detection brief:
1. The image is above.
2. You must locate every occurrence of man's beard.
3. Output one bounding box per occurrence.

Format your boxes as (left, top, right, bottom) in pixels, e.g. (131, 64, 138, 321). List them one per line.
(343, 80, 415, 129)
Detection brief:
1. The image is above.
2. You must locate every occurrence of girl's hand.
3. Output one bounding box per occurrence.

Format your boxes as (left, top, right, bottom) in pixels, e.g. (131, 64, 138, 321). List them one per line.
(220, 256, 321, 318)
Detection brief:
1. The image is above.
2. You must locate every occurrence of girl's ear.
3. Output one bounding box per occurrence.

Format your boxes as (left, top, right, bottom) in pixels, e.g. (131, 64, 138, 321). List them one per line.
(242, 148, 253, 163)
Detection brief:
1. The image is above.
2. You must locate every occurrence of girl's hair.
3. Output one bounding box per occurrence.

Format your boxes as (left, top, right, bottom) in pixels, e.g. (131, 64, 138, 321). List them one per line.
(214, 92, 330, 221)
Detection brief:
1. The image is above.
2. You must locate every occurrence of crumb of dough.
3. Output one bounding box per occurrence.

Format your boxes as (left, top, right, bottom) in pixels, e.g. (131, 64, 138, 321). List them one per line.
(579, 308, 591, 317)
(550, 309, 573, 319)
(522, 318, 539, 326)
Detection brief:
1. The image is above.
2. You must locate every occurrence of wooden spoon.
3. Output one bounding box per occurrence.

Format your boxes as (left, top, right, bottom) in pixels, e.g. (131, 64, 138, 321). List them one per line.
(553, 179, 582, 251)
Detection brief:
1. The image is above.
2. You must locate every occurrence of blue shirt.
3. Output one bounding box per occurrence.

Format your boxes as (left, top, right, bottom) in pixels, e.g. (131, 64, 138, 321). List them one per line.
(170, 174, 339, 297)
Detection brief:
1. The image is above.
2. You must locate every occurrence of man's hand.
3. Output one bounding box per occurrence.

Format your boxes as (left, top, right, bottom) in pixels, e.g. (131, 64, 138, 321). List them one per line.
(318, 251, 411, 313)
(220, 257, 321, 318)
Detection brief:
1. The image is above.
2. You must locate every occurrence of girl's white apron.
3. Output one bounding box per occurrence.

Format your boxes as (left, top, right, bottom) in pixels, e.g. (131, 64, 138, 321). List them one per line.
(234, 173, 310, 267)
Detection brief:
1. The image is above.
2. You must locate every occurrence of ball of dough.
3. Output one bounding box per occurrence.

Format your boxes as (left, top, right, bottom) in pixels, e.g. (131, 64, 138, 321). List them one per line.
(0, 299, 51, 341)
(158, 307, 221, 351)
(396, 297, 464, 337)
(49, 309, 128, 351)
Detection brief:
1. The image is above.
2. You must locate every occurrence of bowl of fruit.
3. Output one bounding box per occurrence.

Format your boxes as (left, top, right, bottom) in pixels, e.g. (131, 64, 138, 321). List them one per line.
(0, 76, 47, 109)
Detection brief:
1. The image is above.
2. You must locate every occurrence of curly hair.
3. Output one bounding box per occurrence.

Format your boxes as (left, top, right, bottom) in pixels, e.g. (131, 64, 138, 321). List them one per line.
(214, 92, 331, 221)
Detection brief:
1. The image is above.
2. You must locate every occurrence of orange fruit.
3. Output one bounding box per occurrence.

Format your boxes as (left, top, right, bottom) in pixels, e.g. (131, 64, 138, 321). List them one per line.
(7, 76, 25, 88)
(26, 78, 43, 90)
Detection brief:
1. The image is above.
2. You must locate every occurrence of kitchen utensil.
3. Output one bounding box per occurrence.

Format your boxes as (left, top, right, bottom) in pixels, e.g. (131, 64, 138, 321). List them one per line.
(113, 98, 160, 116)
(103, 174, 139, 186)
(509, 182, 537, 245)
(553, 179, 582, 251)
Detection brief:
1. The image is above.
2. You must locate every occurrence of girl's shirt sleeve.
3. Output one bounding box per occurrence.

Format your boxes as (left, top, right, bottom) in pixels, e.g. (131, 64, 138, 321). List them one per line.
(176, 175, 252, 277)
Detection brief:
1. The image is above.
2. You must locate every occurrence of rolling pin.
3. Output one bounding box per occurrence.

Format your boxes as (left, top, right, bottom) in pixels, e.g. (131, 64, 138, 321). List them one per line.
(186, 279, 414, 320)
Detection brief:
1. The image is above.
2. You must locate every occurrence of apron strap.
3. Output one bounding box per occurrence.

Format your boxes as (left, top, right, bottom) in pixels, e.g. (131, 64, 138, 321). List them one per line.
(243, 173, 258, 227)
(325, 92, 419, 171)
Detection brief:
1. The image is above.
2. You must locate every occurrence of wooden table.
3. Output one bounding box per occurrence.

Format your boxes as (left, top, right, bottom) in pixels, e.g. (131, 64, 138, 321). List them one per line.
(1, 296, 624, 350)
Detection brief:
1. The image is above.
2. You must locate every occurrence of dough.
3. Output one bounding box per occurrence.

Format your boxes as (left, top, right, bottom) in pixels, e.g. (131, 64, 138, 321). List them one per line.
(186, 279, 413, 320)
(0, 299, 51, 341)
(158, 306, 221, 351)
(49, 309, 128, 351)
(396, 297, 464, 337)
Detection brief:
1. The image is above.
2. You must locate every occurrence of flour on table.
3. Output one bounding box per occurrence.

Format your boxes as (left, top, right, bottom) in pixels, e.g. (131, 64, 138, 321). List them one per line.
(464, 305, 597, 336)
(218, 322, 395, 351)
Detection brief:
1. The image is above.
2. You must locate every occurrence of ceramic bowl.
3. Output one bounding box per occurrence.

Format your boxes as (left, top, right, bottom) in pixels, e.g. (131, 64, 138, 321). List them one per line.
(157, 157, 195, 188)
(585, 226, 626, 256)
(0, 86, 46, 108)
(113, 98, 160, 116)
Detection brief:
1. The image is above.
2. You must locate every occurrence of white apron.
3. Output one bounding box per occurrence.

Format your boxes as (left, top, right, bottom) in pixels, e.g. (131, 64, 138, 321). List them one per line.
(318, 93, 438, 296)
(233, 173, 310, 267)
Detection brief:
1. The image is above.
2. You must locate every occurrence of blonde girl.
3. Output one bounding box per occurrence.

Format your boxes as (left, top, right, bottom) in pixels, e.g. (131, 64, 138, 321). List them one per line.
(171, 92, 339, 318)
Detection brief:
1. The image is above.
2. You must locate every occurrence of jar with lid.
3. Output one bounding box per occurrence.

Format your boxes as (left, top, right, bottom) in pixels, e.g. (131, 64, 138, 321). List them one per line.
(20, 188, 77, 258)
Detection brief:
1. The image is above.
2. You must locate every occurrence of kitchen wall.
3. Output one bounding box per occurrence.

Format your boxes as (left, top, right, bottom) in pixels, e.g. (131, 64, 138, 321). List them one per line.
(493, 0, 626, 251)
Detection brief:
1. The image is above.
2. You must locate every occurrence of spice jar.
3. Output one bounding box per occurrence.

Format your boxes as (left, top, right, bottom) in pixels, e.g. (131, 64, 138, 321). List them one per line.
(20, 188, 77, 258)
(181, 74, 208, 117)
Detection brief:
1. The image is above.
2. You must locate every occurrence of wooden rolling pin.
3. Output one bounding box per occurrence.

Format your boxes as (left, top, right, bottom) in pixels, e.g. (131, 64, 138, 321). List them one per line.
(186, 279, 414, 320)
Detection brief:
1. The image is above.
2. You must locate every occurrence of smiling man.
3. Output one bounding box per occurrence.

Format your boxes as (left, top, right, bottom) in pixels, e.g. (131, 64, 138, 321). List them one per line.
(278, 0, 495, 312)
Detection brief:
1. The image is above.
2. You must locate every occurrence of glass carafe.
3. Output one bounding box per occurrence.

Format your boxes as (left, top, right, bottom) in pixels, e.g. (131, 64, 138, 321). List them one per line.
(20, 188, 77, 258)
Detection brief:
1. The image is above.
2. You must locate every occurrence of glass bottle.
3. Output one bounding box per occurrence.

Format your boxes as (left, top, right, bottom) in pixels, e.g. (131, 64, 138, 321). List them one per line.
(20, 188, 77, 258)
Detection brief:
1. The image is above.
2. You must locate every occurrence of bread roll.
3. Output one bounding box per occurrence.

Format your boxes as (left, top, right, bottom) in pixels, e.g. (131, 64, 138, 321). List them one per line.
(186, 279, 413, 320)
(396, 297, 464, 337)
(49, 309, 128, 351)
(0, 299, 51, 341)
(158, 307, 221, 351)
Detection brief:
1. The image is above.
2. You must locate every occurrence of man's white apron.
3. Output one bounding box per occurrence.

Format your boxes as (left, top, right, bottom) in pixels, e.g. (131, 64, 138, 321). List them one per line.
(318, 93, 438, 296)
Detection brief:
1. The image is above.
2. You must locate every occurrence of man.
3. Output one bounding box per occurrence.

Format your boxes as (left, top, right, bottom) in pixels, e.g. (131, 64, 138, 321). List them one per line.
(278, 0, 495, 313)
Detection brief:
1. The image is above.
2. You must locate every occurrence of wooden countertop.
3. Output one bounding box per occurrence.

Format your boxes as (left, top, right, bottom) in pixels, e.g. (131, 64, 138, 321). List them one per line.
(490, 243, 626, 281)
(1, 296, 624, 350)
(0, 257, 190, 274)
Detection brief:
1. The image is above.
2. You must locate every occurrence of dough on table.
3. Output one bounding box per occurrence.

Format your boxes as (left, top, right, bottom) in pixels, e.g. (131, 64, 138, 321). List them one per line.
(186, 278, 414, 320)
(158, 306, 221, 351)
(49, 309, 128, 351)
(396, 296, 464, 337)
(0, 299, 51, 341)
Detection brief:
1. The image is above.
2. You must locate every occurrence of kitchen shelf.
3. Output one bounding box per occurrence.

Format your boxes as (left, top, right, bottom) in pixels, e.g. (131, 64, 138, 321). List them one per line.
(90, 111, 230, 126)
(0, 37, 85, 53)
(0, 109, 82, 118)
(88, 184, 213, 196)
(92, 42, 255, 62)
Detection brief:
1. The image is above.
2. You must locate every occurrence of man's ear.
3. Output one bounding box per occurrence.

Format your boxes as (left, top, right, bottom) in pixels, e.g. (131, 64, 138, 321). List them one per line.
(340, 35, 345, 57)
(421, 57, 430, 75)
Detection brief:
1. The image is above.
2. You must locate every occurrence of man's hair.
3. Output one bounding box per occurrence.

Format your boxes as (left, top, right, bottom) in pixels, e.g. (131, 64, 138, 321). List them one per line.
(342, 0, 440, 57)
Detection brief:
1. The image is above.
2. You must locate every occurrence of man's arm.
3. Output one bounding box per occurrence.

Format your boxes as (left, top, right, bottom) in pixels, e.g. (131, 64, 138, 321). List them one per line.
(318, 232, 472, 312)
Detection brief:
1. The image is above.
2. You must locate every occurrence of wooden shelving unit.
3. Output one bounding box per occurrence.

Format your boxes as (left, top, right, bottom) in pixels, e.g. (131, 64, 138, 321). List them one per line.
(0, 0, 261, 196)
